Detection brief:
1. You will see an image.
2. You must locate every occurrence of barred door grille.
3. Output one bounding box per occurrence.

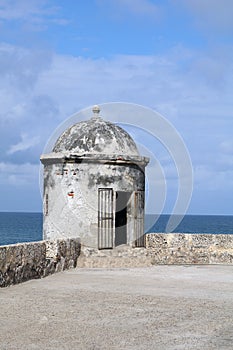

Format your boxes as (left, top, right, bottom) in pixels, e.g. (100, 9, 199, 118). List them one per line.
(134, 191, 145, 247)
(98, 188, 113, 249)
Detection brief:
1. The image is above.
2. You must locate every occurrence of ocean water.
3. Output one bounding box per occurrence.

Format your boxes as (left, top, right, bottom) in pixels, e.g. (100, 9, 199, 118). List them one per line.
(145, 214, 233, 235)
(0, 212, 43, 246)
(0, 212, 232, 246)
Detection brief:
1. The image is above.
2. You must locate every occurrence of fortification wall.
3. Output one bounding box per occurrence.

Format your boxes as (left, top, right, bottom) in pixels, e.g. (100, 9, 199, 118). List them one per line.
(1, 234, 233, 287)
(145, 233, 233, 264)
(0, 238, 81, 287)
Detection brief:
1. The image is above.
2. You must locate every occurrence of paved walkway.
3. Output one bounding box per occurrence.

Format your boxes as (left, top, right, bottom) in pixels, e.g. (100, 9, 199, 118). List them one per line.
(0, 265, 233, 349)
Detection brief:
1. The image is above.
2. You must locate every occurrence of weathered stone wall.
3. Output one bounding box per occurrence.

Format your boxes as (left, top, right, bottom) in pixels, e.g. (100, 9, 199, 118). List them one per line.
(1, 234, 233, 287)
(0, 238, 81, 287)
(42, 160, 146, 249)
(145, 233, 233, 264)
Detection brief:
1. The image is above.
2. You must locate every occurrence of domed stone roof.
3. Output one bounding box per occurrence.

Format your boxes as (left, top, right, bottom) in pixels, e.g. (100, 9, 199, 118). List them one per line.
(53, 106, 139, 157)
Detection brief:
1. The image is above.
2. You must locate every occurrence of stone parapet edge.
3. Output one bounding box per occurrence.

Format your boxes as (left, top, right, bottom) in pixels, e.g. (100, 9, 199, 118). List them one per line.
(145, 233, 233, 265)
(0, 238, 81, 287)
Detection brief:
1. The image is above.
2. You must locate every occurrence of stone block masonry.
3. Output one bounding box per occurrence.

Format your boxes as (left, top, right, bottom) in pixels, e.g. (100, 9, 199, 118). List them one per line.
(76, 233, 233, 268)
(0, 238, 81, 287)
(1, 234, 233, 287)
(146, 233, 233, 264)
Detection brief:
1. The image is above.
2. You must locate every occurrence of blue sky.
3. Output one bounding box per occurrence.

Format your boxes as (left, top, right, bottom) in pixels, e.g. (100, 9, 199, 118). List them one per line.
(0, 0, 232, 215)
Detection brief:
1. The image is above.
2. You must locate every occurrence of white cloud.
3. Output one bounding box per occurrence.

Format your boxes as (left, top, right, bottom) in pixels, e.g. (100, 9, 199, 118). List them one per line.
(34, 47, 233, 126)
(194, 164, 233, 192)
(0, 1, 232, 213)
(0, 40, 232, 213)
(0, 0, 51, 20)
(0, 0, 68, 29)
(0, 43, 52, 91)
(114, 0, 160, 16)
(7, 133, 40, 155)
(217, 141, 233, 171)
(178, 0, 233, 34)
(0, 162, 39, 186)
(97, 0, 161, 20)
(219, 140, 233, 155)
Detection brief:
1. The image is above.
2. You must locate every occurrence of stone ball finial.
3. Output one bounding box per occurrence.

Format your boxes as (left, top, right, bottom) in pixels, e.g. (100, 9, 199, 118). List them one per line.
(92, 105, 101, 116)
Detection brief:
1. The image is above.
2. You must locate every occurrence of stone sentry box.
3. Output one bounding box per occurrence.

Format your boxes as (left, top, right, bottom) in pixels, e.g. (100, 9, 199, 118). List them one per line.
(40, 106, 149, 249)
